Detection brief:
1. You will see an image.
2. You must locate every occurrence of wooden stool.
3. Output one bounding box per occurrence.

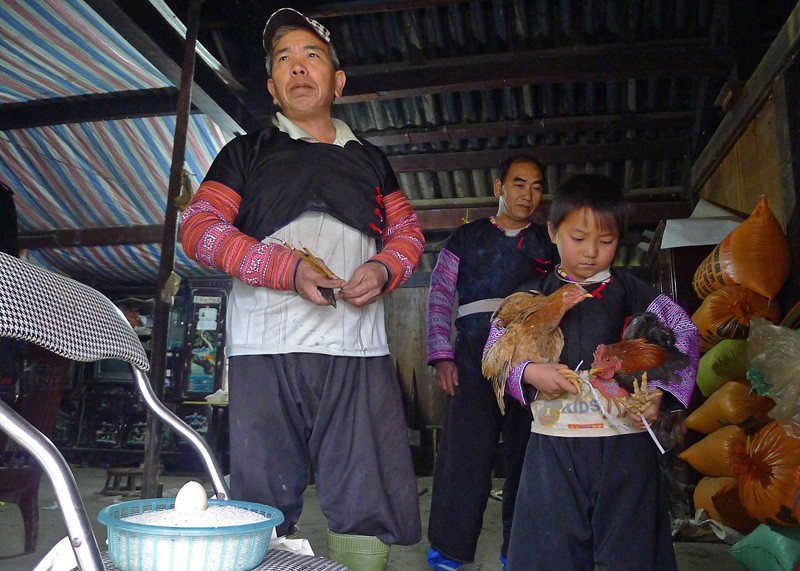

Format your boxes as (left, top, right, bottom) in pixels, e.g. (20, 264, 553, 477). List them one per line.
(101, 466, 143, 496)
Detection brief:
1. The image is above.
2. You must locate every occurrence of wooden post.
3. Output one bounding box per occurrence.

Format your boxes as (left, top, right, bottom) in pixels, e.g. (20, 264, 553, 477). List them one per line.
(141, 0, 201, 498)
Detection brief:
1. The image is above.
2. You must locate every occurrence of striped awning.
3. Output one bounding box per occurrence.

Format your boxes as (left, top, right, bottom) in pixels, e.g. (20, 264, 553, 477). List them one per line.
(0, 0, 231, 285)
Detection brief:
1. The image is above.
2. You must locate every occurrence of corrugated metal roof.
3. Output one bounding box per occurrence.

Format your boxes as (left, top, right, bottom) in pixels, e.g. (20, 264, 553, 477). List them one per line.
(1, 0, 795, 284)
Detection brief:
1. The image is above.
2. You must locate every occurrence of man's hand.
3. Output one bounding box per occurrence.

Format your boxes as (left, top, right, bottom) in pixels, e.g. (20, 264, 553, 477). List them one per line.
(434, 360, 459, 396)
(522, 362, 580, 399)
(340, 262, 388, 307)
(295, 259, 345, 306)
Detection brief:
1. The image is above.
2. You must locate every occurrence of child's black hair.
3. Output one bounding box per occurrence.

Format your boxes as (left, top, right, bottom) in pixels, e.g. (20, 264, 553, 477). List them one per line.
(548, 173, 629, 235)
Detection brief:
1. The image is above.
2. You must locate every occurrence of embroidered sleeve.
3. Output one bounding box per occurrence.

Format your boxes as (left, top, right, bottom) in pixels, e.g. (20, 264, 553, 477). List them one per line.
(427, 248, 459, 364)
(370, 191, 424, 291)
(644, 294, 700, 408)
(482, 321, 531, 405)
(180, 181, 299, 290)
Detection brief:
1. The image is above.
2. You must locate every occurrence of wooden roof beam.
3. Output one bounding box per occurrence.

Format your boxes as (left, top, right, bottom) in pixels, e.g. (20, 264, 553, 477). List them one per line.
(387, 138, 687, 172)
(19, 195, 691, 250)
(358, 111, 694, 146)
(339, 43, 734, 103)
(416, 201, 692, 231)
(0, 89, 192, 131)
(308, 0, 482, 19)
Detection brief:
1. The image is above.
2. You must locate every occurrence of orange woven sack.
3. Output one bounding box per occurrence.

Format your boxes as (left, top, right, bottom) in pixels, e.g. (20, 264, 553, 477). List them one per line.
(736, 421, 800, 526)
(694, 476, 759, 533)
(679, 425, 748, 477)
(692, 285, 782, 352)
(685, 381, 775, 435)
(692, 197, 790, 301)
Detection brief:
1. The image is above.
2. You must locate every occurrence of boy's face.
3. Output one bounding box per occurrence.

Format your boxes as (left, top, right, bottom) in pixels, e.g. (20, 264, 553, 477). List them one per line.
(548, 207, 619, 282)
(493, 160, 544, 229)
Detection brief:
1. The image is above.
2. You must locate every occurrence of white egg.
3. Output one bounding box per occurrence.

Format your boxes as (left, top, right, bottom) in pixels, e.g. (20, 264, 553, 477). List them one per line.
(174, 480, 208, 513)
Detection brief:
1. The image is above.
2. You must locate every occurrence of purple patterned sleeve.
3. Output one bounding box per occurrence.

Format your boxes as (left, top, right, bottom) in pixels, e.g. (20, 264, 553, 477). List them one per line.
(482, 321, 531, 405)
(505, 362, 531, 404)
(427, 248, 459, 364)
(645, 294, 700, 408)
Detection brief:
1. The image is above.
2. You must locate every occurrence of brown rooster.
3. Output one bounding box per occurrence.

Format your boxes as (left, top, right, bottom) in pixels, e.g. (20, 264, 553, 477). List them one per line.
(589, 312, 690, 449)
(482, 283, 592, 413)
(589, 312, 689, 396)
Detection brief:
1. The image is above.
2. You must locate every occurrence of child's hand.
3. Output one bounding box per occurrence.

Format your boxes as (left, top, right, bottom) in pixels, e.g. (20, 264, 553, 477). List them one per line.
(632, 390, 663, 430)
(522, 362, 580, 399)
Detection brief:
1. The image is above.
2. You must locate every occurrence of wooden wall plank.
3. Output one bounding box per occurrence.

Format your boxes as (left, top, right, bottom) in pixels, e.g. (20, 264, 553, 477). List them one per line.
(753, 98, 787, 226)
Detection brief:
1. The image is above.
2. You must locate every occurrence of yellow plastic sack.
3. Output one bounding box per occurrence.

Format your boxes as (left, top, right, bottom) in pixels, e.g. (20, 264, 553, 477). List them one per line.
(685, 380, 775, 435)
(679, 425, 748, 477)
(697, 339, 749, 398)
(694, 476, 759, 533)
(692, 285, 782, 352)
(736, 421, 800, 526)
(693, 197, 790, 301)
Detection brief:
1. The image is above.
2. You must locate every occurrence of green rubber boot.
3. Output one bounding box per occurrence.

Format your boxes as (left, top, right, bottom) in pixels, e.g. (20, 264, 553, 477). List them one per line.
(326, 531, 390, 571)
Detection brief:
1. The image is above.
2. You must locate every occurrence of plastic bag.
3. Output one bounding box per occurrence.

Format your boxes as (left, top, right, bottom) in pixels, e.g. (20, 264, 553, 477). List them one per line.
(697, 339, 749, 398)
(694, 476, 759, 533)
(679, 425, 747, 477)
(746, 317, 800, 428)
(693, 196, 790, 301)
(735, 421, 800, 526)
(730, 524, 800, 571)
(685, 380, 774, 435)
(692, 285, 782, 352)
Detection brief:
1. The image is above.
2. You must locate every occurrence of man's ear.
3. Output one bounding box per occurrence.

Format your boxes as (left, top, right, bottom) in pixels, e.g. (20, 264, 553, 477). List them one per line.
(334, 70, 346, 98)
(493, 179, 503, 198)
(267, 79, 279, 106)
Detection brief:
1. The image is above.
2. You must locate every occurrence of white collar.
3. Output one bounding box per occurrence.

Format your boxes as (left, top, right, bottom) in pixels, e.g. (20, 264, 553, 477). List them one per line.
(554, 264, 612, 285)
(274, 112, 361, 147)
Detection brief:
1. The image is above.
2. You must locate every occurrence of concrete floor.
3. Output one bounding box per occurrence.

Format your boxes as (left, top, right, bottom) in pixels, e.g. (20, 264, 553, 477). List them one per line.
(0, 467, 744, 570)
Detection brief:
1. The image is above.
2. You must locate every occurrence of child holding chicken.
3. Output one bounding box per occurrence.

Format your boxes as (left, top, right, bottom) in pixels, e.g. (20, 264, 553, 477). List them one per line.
(483, 173, 699, 570)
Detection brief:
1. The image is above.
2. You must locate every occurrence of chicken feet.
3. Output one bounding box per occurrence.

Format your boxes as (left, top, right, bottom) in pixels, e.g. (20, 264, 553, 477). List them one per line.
(559, 368, 584, 396)
(622, 374, 662, 416)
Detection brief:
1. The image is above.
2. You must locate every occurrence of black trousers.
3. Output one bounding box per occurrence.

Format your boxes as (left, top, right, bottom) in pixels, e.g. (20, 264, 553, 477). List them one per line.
(428, 326, 533, 562)
(228, 353, 422, 545)
(507, 432, 677, 571)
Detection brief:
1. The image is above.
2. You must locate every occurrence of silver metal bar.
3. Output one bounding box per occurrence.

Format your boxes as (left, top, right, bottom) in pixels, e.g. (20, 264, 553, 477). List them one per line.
(0, 399, 104, 571)
(132, 368, 230, 499)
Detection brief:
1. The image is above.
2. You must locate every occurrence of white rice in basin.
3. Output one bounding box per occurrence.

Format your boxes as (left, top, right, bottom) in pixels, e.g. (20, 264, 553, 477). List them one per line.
(110, 505, 270, 571)
(123, 504, 267, 527)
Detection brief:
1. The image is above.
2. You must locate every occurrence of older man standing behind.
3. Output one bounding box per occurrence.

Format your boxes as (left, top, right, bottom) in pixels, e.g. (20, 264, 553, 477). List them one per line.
(181, 8, 423, 570)
(426, 155, 557, 570)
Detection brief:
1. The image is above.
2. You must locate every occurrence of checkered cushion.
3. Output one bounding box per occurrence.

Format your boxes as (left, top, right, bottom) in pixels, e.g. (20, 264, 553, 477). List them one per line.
(0, 252, 149, 371)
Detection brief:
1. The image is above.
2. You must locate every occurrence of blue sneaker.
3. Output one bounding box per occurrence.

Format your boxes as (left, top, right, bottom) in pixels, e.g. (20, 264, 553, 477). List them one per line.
(427, 547, 463, 571)
(500, 554, 507, 570)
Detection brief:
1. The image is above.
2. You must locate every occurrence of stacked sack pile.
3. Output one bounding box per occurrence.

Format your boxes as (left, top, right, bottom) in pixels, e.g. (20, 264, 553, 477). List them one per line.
(678, 196, 800, 570)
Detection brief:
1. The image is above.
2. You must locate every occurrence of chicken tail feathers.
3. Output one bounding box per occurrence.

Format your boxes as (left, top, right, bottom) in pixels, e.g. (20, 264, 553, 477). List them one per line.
(623, 312, 677, 349)
(482, 336, 513, 414)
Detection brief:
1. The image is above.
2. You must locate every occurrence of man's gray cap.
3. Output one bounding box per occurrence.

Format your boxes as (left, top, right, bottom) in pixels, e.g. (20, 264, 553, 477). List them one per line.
(262, 7, 331, 52)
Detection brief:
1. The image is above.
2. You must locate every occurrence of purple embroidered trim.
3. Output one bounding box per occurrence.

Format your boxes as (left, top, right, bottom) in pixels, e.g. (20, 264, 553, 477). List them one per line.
(645, 294, 700, 408)
(427, 248, 459, 362)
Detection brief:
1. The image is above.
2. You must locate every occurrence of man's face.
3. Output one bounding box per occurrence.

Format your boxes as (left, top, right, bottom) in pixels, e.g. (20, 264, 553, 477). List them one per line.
(494, 160, 544, 227)
(267, 28, 345, 119)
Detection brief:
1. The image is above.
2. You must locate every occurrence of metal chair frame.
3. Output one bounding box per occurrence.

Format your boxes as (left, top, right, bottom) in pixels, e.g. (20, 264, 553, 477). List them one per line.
(0, 251, 229, 571)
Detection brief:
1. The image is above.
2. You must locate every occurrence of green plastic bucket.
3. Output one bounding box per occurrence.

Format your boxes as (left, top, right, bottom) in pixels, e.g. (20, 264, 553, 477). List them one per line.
(327, 531, 390, 571)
